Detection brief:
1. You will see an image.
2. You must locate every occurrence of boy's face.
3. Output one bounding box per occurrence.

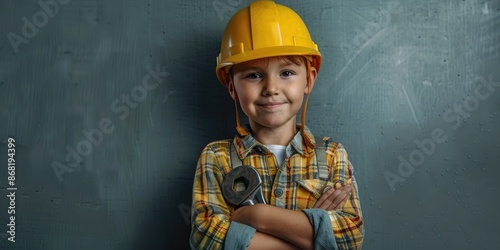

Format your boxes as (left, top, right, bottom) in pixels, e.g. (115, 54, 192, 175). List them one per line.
(228, 56, 317, 132)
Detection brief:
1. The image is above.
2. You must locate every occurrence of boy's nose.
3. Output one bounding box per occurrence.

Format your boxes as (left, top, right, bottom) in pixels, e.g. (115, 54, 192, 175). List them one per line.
(262, 77, 279, 96)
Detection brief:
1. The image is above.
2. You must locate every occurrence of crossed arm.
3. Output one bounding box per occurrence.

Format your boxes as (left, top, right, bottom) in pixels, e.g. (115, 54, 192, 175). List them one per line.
(231, 182, 353, 250)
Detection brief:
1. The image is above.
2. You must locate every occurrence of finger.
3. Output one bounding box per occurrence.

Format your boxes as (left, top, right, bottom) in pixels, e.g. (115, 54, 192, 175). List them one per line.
(326, 185, 353, 210)
(318, 188, 343, 210)
(324, 189, 346, 210)
(334, 178, 353, 189)
(334, 193, 350, 210)
(318, 184, 351, 210)
(343, 183, 353, 193)
(336, 200, 346, 209)
(313, 187, 334, 208)
(315, 182, 353, 210)
(321, 188, 346, 210)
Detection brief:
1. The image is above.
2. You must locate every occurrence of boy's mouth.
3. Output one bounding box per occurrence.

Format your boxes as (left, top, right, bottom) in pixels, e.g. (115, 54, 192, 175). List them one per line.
(259, 102, 285, 109)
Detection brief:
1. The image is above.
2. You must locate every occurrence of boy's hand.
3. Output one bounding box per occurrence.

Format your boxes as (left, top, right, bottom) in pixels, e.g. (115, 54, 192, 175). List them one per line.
(313, 179, 352, 211)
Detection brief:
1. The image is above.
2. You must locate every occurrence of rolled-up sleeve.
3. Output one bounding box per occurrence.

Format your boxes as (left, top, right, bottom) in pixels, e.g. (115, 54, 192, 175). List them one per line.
(302, 208, 339, 250)
(224, 221, 257, 249)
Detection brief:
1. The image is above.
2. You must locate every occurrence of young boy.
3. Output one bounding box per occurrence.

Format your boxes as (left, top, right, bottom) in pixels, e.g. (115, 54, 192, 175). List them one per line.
(191, 1, 364, 249)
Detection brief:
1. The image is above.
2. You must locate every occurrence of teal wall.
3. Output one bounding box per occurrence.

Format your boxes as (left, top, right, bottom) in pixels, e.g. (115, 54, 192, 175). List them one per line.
(1, 0, 499, 249)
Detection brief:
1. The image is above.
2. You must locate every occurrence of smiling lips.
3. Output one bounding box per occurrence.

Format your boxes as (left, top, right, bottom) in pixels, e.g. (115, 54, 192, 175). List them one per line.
(259, 102, 285, 109)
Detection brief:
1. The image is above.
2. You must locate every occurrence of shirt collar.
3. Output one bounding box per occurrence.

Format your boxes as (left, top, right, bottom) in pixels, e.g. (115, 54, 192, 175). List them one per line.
(232, 124, 316, 160)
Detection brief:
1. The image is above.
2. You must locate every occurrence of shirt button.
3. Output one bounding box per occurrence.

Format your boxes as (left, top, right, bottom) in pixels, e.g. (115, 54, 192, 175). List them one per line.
(274, 188, 283, 197)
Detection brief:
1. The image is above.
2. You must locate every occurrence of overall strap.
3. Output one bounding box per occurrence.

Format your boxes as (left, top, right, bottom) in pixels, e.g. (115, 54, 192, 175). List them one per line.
(314, 136, 330, 180)
(230, 140, 242, 169)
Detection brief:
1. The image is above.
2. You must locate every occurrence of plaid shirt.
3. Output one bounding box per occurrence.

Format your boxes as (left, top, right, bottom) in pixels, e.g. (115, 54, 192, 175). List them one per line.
(190, 125, 364, 249)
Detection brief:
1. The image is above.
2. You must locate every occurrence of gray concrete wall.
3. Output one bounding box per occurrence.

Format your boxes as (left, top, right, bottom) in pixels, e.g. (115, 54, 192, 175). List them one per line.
(0, 0, 499, 249)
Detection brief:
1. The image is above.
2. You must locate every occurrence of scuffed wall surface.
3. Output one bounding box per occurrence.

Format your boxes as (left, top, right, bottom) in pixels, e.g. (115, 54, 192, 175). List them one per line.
(0, 0, 498, 249)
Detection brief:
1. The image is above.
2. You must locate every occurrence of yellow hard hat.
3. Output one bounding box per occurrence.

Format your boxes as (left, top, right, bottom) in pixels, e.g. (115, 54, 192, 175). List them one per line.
(216, 0, 322, 87)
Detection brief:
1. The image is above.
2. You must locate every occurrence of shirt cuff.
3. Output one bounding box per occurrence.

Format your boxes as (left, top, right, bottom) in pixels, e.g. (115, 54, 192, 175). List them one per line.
(224, 221, 256, 250)
(302, 208, 339, 250)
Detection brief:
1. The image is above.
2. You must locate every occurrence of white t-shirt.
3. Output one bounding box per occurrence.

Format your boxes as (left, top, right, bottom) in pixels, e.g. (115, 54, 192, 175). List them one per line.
(265, 144, 287, 166)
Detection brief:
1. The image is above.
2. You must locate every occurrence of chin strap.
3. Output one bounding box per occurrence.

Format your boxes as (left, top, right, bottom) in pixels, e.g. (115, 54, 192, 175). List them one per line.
(301, 59, 315, 151)
(228, 72, 249, 137)
(301, 93, 314, 150)
(234, 97, 249, 136)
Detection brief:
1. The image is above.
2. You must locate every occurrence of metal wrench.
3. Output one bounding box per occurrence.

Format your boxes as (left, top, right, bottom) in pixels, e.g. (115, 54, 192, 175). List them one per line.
(222, 165, 266, 207)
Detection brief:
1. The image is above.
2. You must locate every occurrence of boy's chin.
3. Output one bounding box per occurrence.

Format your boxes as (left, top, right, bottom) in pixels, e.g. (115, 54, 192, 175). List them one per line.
(249, 119, 297, 130)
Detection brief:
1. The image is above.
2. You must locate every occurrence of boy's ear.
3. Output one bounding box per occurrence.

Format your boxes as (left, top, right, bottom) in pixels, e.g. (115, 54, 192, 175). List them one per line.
(304, 66, 318, 94)
(227, 75, 238, 101)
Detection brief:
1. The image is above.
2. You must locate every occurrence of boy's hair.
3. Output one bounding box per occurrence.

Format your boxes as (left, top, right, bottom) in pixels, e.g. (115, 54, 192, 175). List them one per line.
(235, 55, 307, 68)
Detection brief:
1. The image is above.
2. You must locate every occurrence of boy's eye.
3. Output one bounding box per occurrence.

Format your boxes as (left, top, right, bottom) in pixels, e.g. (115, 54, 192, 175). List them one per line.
(245, 73, 262, 79)
(280, 70, 295, 77)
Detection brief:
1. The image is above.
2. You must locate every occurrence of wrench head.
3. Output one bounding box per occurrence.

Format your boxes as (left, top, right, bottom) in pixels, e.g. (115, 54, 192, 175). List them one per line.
(222, 165, 262, 206)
